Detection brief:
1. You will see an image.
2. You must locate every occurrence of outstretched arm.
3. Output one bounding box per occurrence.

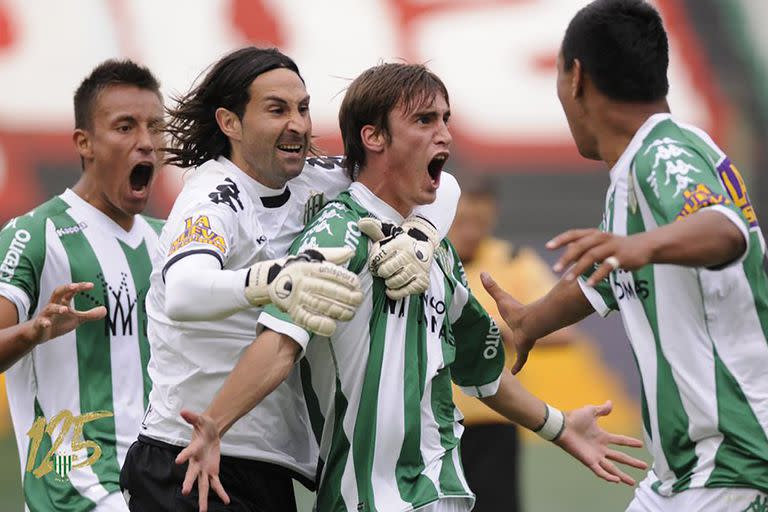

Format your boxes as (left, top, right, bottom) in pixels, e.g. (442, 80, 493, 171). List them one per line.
(176, 329, 301, 512)
(480, 371, 647, 485)
(480, 272, 594, 373)
(0, 283, 106, 373)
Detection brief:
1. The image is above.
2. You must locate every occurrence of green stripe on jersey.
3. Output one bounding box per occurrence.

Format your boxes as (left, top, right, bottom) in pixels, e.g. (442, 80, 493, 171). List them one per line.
(708, 351, 768, 493)
(352, 278, 389, 511)
(396, 296, 439, 507)
(52, 214, 120, 494)
(118, 239, 153, 407)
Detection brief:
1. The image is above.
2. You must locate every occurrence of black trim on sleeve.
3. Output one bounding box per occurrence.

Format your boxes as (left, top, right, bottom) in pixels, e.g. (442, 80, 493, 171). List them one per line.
(161, 249, 224, 283)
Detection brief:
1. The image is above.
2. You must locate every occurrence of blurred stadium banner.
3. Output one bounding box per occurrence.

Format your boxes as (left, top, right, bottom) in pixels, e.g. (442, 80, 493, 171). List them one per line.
(0, 0, 725, 220)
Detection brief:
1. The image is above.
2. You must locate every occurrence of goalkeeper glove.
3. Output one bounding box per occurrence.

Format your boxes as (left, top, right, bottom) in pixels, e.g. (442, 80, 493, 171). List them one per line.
(244, 247, 363, 336)
(357, 215, 439, 300)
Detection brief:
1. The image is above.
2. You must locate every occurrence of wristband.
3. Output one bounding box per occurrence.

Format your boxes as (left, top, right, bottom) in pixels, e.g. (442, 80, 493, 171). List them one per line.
(534, 404, 566, 441)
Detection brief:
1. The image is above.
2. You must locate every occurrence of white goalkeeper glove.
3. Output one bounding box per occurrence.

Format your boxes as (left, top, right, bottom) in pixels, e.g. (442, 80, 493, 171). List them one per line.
(357, 215, 439, 300)
(244, 247, 363, 337)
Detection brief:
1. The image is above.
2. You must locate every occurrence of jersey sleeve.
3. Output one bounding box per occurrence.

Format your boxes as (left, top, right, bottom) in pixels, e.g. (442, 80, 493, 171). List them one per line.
(257, 200, 367, 351)
(441, 241, 505, 397)
(0, 214, 49, 320)
(577, 218, 619, 317)
(160, 178, 244, 279)
(634, 138, 750, 264)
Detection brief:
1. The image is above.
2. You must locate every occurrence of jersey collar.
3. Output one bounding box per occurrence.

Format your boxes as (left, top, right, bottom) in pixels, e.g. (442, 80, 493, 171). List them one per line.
(217, 156, 291, 208)
(348, 182, 405, 224)
(60, 188, 146, 245)
(610, 112, 672, 185)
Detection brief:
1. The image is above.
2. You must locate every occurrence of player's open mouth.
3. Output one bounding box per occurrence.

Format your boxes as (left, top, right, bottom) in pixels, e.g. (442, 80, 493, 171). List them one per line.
(130, 162, 154, 192)
(276, 143, 304, 154)
(428, 153, 448, 184)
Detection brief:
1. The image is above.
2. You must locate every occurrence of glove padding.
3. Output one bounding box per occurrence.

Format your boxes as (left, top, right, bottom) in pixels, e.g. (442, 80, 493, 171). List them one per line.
(244, 247, 363, 336)
(358, 215, 439, 300)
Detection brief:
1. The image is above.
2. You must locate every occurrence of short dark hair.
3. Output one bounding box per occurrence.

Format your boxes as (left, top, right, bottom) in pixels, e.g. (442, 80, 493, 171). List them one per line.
(339, 63, 449, 179)
(562, 0, 669, 102)
(164, 46, 303, 168)
(74, 59, 161, 130)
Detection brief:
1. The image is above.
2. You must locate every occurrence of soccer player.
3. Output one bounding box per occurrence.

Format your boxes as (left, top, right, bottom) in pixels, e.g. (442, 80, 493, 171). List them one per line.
(119, 48, 462, 511)
(0, 60, 165, 511)
(481, 0, 768, 510)
(176, 62, 647, 512)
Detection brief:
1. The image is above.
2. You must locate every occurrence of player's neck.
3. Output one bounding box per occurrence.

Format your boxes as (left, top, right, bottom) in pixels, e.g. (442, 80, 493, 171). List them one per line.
(594, 99, 670, 168)
(357, 169, 414, 219)
(72, 175, 135, 231)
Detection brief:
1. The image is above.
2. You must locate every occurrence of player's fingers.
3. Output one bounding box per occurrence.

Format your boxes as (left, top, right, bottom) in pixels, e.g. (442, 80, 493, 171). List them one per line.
(180, 462, 197, 493)
(546, 229, 598, 250)
(300, 293, 357, 321)
(590, 461, 620, 484)
(303, 279, 363, 309)
(605, 432, 644, 448)
(358, 218, 386, 241)
(554, 232, 608, 273)
(59, 282, 94, 304)
(73, 306, 108, 322)
(510, 348, 530, 375)
(606, 449, 648, 470)
(313, 247, 355, 266)
(385, 274, 428, 299)
(304, 262, 360, 290)
(593, 400, 613, 418)
(179, 409, 200, 428)
(564, 242, 615, 281)
(480, 272, 511, 304)
(293, 307, 337, 337)
(601, 458, 636, 486)
(198, 473, 210, 512)
(211, 476, 231, 505)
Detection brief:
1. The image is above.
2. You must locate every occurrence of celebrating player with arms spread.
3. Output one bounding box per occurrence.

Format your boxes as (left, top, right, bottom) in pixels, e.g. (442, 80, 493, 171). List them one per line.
(482, 1, 768, 510)
(120, 48, 462, 511)
(177, 62, 647, 512)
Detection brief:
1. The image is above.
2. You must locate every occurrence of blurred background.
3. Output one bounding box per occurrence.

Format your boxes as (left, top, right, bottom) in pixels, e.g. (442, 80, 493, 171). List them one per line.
(0, 0, 766, 510)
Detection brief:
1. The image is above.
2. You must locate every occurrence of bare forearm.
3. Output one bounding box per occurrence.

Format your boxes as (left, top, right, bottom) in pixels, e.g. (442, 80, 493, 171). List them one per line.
(640, 209, 746, 267)
(0, 321, 37, 373)
(520, 278, 593, 341)
(206, 330, 300, 436)
(479, 371, 547, 431)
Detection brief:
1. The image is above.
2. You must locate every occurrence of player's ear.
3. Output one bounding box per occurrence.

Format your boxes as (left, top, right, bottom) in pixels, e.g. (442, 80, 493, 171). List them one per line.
(215, 108, 242, 142)
(73, 128, 93, 161)
(361, 125, 385, 154)
(571, 58, 584, 99)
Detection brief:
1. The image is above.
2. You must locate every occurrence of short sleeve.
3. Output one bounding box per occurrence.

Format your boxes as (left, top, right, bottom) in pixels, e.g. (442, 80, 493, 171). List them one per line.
(0, 214, 48, 320)
(634, 139, 749, 261)
(443, 242, 505, 397)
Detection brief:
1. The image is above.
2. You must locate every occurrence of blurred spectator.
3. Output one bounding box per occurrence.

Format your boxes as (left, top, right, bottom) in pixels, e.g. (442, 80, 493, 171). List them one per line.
(449, 173, 637, 512)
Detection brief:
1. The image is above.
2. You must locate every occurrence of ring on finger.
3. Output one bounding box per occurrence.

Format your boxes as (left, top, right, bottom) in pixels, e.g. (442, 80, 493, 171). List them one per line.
(604, 255, 620, 270)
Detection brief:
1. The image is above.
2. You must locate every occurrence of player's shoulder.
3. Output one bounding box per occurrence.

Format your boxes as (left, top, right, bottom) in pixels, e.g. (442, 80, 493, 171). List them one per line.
(634, 118, 719, 174)
(0, 195, 67, 239)
(293, 194, 367, 266)
(294, 155, 350, 196)
(175, 159, 252, 217)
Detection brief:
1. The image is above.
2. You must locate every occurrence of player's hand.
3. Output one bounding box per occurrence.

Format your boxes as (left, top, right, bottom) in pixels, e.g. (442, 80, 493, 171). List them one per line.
(480, 272, 535, 374)
(245, 247, 363, 337)
(546, 229, 652, 286)
(30, 282, 107, 345)
(358, 215, 438, 300)
(555, 401, 647, 486)
(176, 409, 230, 512)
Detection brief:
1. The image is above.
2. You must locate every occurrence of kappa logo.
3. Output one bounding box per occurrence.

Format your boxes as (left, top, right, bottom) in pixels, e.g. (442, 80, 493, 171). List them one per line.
(56, 221, 88, 237)
(209, 178, 244, 212)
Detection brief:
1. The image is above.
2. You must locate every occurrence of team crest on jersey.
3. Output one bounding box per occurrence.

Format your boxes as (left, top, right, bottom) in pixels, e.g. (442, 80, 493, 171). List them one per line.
(434, 245, 453, 276)
(52, 452, 75, 480)
(718, 158, 759, 229)
(209, 178, 244, 212)
(675, 183, 730, 221)
(168, 215, 227, 256)
(303, 191, 325, 225)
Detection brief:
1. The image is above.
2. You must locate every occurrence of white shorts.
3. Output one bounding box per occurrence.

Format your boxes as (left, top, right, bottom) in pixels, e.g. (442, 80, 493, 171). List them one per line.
(415, 497, 474, 512)
(626, 473, 767, 512)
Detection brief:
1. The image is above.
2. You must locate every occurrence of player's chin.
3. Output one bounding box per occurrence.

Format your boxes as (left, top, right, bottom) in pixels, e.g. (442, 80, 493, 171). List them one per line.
(416, 189, 437, 206)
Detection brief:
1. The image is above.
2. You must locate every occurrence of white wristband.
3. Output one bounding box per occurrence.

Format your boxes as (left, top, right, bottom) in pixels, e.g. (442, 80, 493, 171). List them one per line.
(534, 404, 566, 441)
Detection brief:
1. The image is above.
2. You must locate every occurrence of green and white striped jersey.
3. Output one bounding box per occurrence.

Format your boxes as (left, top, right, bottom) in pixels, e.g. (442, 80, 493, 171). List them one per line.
(578, 114, 768, 496)
(0, 189, 162, 511)
(259, 183, 505, 512)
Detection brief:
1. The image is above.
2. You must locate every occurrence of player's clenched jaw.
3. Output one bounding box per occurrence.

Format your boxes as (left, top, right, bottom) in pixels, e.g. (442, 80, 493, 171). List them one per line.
(225, 68, 311, 189)
(74, 84, 165, 227)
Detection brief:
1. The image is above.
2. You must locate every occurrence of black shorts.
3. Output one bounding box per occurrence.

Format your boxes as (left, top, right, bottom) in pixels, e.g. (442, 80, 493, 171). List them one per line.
(460, 423, 520, 512)
(120, 435, 300, 512)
